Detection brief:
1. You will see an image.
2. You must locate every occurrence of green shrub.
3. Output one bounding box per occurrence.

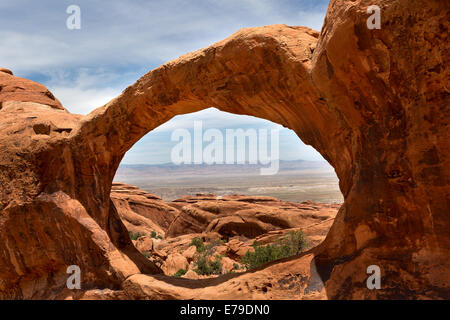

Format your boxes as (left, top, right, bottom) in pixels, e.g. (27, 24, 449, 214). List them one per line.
(129, 231, 146, 241)
(142, 252, 151, 259)
(173, 269, 187, 277)
(194, 254, 223, 276)
(149, 230, 164, 240)
(190, 237, 205, 253)
(208, 255, 223, 274)
(241, 243, 285, 270)
(190, 238, 226, 275)
(241, 231, 308, 270)
(276, 230, 308, 255)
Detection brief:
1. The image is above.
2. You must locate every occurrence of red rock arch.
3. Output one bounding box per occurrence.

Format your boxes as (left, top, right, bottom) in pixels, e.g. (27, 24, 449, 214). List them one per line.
(76, 25, 351, 190)
(72, 0, 448, 299)
(0, 0, 447, 299)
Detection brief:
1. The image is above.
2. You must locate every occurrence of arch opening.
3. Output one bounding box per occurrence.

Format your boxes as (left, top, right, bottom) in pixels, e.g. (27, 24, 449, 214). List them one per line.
(111, 107, 343, 278)
(67, 24, 354, 292)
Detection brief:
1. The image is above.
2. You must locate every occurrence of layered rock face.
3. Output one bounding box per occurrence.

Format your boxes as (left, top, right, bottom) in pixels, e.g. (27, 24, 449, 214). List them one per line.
(0, 0, 448, 299)
(0, 73, 160, 299)
(111, 183, 179, 236)
(310, 0, 449, 299)
(166, 194, 338, 240)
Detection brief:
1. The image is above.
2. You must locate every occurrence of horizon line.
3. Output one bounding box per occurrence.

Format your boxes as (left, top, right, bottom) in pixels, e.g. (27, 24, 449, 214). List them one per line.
(118, 159, 330, 166)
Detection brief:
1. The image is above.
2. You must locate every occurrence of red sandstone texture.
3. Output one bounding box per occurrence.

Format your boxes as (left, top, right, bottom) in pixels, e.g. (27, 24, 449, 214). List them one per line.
(0, 0, 448, 299)
(111, 182, 179, 236)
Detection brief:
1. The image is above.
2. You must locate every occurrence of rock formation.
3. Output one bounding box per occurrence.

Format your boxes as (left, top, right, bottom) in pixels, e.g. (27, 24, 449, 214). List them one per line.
(166, 194, 338, 239)
(0, 0, 448, 299)
(111, 183, 179, 236)
(115, 189, 339, 279)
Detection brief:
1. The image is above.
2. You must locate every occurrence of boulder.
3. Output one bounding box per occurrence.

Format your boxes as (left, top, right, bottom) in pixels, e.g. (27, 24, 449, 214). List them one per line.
(182, 245, 197, 262)
(161, 253, 189, 276)
(135, 236, 154, 253)
(221, 257, 240, 274)
(0, 68, 13, 75)
(226, 239, 254, 258)
(182, 270, 200, 280)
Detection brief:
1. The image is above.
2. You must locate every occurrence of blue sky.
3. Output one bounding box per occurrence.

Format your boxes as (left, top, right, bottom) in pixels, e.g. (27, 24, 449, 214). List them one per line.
(123, 108, 326, 164)
(0, 0, 330, 164)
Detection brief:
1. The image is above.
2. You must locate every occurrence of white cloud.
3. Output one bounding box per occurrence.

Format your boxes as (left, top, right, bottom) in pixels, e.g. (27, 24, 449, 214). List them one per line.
(1, 0, 328, 75)
(49, 85, 119, 115)
(0, 31, 72, 73)
(43, 68, 123, 114)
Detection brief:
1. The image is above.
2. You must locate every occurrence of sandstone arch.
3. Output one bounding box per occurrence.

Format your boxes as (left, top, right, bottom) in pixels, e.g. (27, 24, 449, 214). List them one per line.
(75, 25, 352, 193)
(0, 0, 448, 299)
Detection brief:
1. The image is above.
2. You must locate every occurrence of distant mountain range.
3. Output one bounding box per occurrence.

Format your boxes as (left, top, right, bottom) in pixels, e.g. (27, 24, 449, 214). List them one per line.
(115, 160, 334, 179)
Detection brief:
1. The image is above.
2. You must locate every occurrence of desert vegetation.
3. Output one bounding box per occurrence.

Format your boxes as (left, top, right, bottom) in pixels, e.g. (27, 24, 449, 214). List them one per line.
(186, 231, 308, 275)
(242, 231, 308, 270)
(190, 238, 224, 276)
(129, 231, 146, 241)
